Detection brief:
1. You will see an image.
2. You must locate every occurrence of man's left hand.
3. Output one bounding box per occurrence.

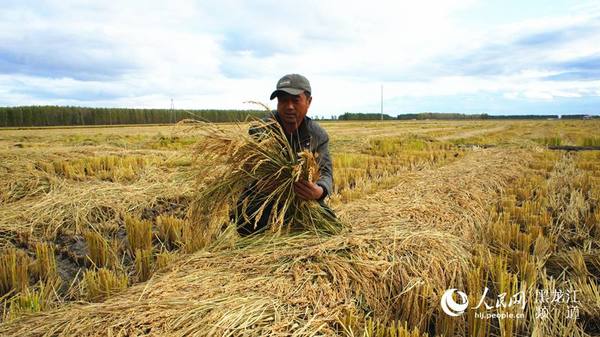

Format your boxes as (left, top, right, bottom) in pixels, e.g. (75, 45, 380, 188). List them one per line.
(294, 180, 324, 200)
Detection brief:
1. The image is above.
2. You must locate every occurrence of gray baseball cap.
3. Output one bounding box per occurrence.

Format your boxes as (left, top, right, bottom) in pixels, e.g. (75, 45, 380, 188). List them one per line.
(269, 74, 311, 100)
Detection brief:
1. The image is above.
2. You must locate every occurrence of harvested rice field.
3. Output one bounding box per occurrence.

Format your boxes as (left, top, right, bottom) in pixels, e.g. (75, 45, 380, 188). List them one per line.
(0, 119, 599, 336)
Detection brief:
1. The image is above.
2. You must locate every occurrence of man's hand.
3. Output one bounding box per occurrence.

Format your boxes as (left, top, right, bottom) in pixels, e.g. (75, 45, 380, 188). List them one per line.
(294, 180, 324, 200)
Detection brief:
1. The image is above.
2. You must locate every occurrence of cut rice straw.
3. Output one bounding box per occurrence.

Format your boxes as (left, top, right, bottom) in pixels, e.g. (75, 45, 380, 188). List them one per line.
(0, 148, 526, 336)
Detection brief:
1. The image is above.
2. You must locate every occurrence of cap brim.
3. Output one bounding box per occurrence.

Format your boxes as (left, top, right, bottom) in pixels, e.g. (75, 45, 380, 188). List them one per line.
(269, 88, 305, 100)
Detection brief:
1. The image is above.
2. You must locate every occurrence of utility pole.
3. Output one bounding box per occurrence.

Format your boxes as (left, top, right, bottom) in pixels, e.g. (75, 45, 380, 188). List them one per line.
(170, 98, 175, 123)
(380, 84, 383, 121)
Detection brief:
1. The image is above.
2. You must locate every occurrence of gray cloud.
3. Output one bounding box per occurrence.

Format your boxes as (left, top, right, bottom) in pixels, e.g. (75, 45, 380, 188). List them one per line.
(0, 30, 139, 81)
(438, 16, 600, 78)
(513, 24, 593, 47)
(544, 55, 600, 81)
(383, 92, 600, 115)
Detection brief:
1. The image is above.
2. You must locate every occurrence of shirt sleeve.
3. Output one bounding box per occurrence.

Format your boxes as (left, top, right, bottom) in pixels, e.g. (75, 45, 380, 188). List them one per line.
(315, 134, 333, 200)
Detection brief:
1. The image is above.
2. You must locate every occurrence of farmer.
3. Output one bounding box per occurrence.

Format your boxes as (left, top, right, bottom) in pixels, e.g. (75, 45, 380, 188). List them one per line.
(236, 74, 334, 235)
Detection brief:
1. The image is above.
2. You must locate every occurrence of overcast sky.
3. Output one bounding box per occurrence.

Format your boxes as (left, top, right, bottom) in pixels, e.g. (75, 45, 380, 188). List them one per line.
(1, 0, 600, 116)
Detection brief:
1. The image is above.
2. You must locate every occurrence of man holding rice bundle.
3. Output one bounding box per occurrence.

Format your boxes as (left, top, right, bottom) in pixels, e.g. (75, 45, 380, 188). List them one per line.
(236, 74, 335, 235)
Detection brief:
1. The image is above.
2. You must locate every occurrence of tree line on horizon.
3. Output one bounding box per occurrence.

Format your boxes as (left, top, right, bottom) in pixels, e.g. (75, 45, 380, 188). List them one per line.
(0, 106, 596, 127)
(340, 112, 596, 120)
(0, 106, 270, 127)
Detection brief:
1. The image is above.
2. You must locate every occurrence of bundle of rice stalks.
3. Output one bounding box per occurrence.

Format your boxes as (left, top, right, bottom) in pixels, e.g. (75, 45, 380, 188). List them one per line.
(84, 230, 116, 269)
(156, 215, 184, 250)
(155, 250, 177, 270)
(35, 155, 152, 183)
(81, 268, 128, 302)
(0, 248, 30, 297)
(339, 311, 429, 337)
(187, 118, 343, 245)
(2, 279, 60, 322)
(124, 215, 152, 254)
(31, 243, 57, 282)
(125, 215, 154, 282)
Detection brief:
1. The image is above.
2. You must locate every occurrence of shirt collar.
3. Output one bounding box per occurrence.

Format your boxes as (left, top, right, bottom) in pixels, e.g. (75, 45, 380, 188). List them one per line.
(273, 111, 310, 141)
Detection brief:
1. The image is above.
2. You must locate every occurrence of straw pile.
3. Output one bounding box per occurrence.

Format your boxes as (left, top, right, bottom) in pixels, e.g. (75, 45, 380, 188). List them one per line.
(0, 148, 526, 336)
(0, 228, 468, 336)
(338, 148, 528, 241)
(0, 148, 192, 249)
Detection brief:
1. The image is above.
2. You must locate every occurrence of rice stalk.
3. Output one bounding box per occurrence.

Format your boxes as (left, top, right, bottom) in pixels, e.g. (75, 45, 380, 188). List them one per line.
(530, 277, 588, 337)
(32, 243, 57, 283)
(156, 215, 184, 250)
(81, 268, 128, 302)
(37, 155, 153, 182)
(83, 230, 115, 269)
(155, 250, 176, 271)
(181, 221, 205, 253)
(338, 315, 428, 337)
(2, 275, 61, 323)
(0, 248, 30, 297)
(466, 250, 491, 337)
(124, 215, 153, 254)
(134, 248, 153, 282)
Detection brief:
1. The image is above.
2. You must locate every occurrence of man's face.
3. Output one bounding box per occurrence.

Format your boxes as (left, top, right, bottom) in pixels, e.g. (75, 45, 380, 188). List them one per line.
(276, 91, 312, 130)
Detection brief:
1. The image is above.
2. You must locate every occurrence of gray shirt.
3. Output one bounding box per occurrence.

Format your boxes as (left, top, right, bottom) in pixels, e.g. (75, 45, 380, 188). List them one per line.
(252, 112, 333, 201)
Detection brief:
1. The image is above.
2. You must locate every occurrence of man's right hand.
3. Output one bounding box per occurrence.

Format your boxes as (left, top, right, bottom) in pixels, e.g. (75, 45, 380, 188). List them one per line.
(294, 180, 324, 201)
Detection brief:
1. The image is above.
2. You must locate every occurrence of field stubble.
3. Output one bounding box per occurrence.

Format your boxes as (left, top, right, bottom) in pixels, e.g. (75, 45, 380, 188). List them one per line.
(0, 119, 598, 336)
